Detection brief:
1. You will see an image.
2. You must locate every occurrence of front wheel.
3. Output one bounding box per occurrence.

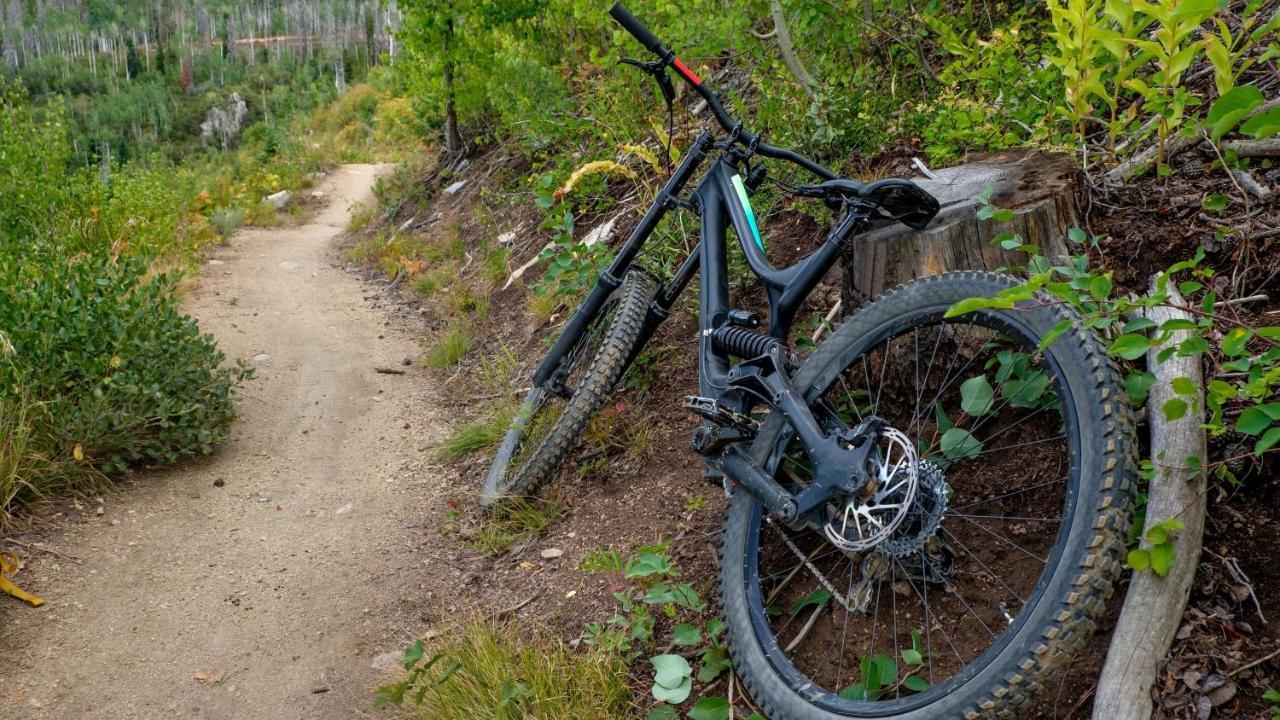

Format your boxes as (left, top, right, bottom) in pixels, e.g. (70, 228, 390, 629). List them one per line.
(481, 270, 658, 508)
(721, 272, 1135, 719)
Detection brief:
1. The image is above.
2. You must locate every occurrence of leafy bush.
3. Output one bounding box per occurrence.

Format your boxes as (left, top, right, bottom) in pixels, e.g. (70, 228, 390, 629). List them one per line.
(0, 249, 249, 477)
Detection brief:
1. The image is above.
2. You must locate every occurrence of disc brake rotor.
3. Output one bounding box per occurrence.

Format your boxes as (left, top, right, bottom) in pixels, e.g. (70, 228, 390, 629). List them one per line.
(823, 426, 919, 553)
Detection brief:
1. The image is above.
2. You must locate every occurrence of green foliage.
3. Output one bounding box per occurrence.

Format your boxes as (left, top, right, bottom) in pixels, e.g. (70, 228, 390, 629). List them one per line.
(1127, 517, 1185, 576)
(439, 408, 514, 460)
(950, 201, 1280, 483)
(0, 251, 249, 476)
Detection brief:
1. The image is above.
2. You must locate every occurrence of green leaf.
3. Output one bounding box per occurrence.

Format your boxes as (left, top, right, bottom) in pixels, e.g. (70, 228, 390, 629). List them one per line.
(626, 553, 675, 579)
(1177, 336, 1211, 357)
(403, 640, 424, 670)
(672, 623, 701, 647)
(1201, 194, 1229, 212)
(1109, 333, 1151, 360)
(940, 427, 982, 461)
(904, 675, 932, 692)
(1171, 376, 1197, 396)
(1240, 107, 1280, 139)
(1256, 426, 1280, 455)
(790, 589, 833, 616)
(1178, 280, 1204, 295)
(872, 653, 898, 686)
(697, 646, 732, 683)
(687, 697, 730, 720)
(1236, 406, 1277, 435)
(1206, 85, 1264, 141)
(1127, 548, 1151, 571)
(651, 677, 691, 704)
(1004, 371, 1050, 408)
(648, 706, 679, 720)
(1067, 227, 1087, 245)
(1162, 398, 1189, 421)
(838, 683, 867, 700)
(651, 654, 692, 690)
(902, 648, 923, 665)
(1089, 274, 1112, 301)
(945, 296, 1009, 318)
(1221, 327, 1252, 356)
(1149, 542, 1175, 577)
(1126, 371, 1157, 406)
(959, 375, 995, 416)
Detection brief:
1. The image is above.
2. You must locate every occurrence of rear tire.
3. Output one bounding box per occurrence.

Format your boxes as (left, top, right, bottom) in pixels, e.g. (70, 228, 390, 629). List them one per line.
(720, 272, 1135, 719)
(481, 271, 657, 507)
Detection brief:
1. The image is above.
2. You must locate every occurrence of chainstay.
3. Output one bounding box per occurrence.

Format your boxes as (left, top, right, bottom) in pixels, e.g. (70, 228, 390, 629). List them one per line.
(766, 516, 859, 614)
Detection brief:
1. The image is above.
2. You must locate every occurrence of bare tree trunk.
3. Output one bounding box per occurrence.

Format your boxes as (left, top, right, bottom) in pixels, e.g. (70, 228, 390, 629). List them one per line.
(767, 0, 816, 102)
(442, 15, 462, 154)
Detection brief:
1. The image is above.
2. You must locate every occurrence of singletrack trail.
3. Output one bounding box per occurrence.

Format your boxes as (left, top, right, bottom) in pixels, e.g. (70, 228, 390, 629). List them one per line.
(0, 165, 451, 719)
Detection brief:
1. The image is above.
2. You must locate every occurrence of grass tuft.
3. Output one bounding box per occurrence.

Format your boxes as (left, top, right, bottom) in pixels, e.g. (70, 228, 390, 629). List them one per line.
(376, 620, 630, 719)
(466, 497, 563, 557)
(422, 325, 472, 369)
(439, 408, 512, 460)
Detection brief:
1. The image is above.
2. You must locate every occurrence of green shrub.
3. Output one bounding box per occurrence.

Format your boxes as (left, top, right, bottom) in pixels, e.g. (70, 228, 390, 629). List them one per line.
(0, 248, 250, 476)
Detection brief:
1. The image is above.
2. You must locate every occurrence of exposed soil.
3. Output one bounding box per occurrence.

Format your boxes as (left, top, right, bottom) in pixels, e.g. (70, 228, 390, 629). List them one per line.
(0, 165, 456, 719)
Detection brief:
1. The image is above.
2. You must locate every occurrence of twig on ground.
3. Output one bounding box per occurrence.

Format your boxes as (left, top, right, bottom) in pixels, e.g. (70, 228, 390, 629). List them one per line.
(1205, 549, 1268, 624)
(2, 539, 80, 561)
(784, 603, 825, 653)
(1219, 294, 1269, 307)
(1226, 645, 1280, 677)
(374, 367, 406, 375)
(492, 591, 540, 620)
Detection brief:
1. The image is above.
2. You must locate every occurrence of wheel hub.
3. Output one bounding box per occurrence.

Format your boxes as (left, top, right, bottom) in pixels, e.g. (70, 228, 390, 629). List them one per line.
(822, 426, 948, 556)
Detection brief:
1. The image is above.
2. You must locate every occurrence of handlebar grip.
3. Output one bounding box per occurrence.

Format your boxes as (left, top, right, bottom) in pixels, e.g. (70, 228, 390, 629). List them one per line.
(610, 2, 663, 54)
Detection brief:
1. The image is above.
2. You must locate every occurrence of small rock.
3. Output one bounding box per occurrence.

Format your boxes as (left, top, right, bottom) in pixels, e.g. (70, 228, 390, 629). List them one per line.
(207, 259, 224, 266)
(193, 669, 226, 685)
(402, 356, 414, 366)
(443, 180, 467, 196)
(335, 503, 354, 515)
(278, 261, 300, 271)
(540, 548, 564, 559)
(455, 158, 471, 173)
(213, 478, 225, 488)
(253, 353, 271, 364)
(265, 190, 291, 209)
(497, 232, 517, 247)
(370, 651, 404, 670)
(311, 191, 326, 199)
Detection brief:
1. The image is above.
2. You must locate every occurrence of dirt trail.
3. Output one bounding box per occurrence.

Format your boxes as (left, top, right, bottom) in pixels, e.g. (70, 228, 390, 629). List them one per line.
(0, 165, 450, 719)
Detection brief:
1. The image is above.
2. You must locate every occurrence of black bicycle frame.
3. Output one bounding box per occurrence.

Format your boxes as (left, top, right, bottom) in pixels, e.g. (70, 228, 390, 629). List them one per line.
(528, 128, 879, 524)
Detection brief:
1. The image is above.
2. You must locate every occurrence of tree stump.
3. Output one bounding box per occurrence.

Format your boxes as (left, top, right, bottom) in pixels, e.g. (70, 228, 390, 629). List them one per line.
(841, 150, 1081, 308)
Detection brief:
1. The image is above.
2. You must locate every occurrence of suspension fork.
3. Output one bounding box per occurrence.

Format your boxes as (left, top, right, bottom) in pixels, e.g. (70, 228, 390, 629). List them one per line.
(531, 131, 714, 389)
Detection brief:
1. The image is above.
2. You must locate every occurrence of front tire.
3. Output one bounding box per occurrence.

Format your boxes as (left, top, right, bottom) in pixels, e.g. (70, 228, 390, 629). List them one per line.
(720, 272, 1135, 719)
(482, 271, 657, 507)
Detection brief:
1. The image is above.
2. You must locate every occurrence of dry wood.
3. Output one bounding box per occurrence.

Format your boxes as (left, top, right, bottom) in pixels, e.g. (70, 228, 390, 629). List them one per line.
(766, 0, 817, 101)
(1106, 97, 1280, 182)
(1222, 138, 1280, 158)
(841, 150, 1078, 307)
(1092, 281, 1208, 720)
(1233, 169, 1273, 202)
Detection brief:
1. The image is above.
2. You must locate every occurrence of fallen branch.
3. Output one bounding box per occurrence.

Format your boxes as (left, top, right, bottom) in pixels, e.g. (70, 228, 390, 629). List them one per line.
(1226, 645, 1280, 678)
(1093, 280, 1208, 720)
(1233, 169, 1273, 202)
(766, 0, 816, 102)
(373, 367, 406, 375)
(1106, 97, 1280, 182)
(1222, 138, 1280, 158)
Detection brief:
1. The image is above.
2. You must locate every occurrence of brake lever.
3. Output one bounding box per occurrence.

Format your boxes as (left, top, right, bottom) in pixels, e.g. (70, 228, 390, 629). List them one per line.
(620, 57, 676, 109)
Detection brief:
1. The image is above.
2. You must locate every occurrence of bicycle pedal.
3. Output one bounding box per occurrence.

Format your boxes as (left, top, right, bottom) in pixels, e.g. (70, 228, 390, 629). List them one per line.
(683, 396, 758, 434)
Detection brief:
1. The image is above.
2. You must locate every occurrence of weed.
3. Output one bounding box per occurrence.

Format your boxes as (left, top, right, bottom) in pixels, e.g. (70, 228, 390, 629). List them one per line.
(374, 621, 630, 719)
(439, 409, 513, 461)
(465, 497, 563, 556)
(422, 326, 473, 369)
(347, 202, 376, 234)
(210, 207, 245, 242)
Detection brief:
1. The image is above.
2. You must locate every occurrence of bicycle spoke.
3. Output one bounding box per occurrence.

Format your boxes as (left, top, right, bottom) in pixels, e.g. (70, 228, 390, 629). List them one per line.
(954, 515, 1048, 564)
(939, 526, 1027, 605)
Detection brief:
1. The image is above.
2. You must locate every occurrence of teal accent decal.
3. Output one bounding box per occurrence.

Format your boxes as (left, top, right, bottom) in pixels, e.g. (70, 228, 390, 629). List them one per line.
(730, 173, 765, 252)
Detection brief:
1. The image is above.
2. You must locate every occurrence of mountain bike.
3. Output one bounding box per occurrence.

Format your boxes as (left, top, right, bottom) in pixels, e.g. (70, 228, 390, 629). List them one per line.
(483, 4, 1135, 718)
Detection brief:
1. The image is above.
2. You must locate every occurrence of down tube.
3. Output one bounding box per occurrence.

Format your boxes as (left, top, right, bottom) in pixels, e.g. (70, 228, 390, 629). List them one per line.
(697, 188, 731, 398)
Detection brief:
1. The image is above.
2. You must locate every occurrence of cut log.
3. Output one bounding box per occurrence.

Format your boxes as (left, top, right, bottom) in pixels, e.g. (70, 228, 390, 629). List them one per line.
(1092, 281, 1207, 720)
(841, 150, 1078, 308)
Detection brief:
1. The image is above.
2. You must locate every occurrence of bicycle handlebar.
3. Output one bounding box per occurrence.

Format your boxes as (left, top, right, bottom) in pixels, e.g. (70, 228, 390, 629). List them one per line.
(608, 2, 837, 181)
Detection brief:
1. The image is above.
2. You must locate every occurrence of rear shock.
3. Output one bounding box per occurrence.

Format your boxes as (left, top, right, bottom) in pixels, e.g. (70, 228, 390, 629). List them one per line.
(711, 325, 780, 359)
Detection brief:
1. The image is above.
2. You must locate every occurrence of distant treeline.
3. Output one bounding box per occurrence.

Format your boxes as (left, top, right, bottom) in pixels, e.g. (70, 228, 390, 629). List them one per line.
(2, 0, 402, 166)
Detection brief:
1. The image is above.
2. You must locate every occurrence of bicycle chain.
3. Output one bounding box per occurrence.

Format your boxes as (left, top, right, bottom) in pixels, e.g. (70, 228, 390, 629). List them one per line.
(766, 516, 858, 614)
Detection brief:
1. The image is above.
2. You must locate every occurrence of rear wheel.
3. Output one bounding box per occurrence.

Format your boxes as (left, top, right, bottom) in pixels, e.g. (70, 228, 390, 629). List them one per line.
(481, 271, 657, 507)
(721, 272, 1135, 719)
